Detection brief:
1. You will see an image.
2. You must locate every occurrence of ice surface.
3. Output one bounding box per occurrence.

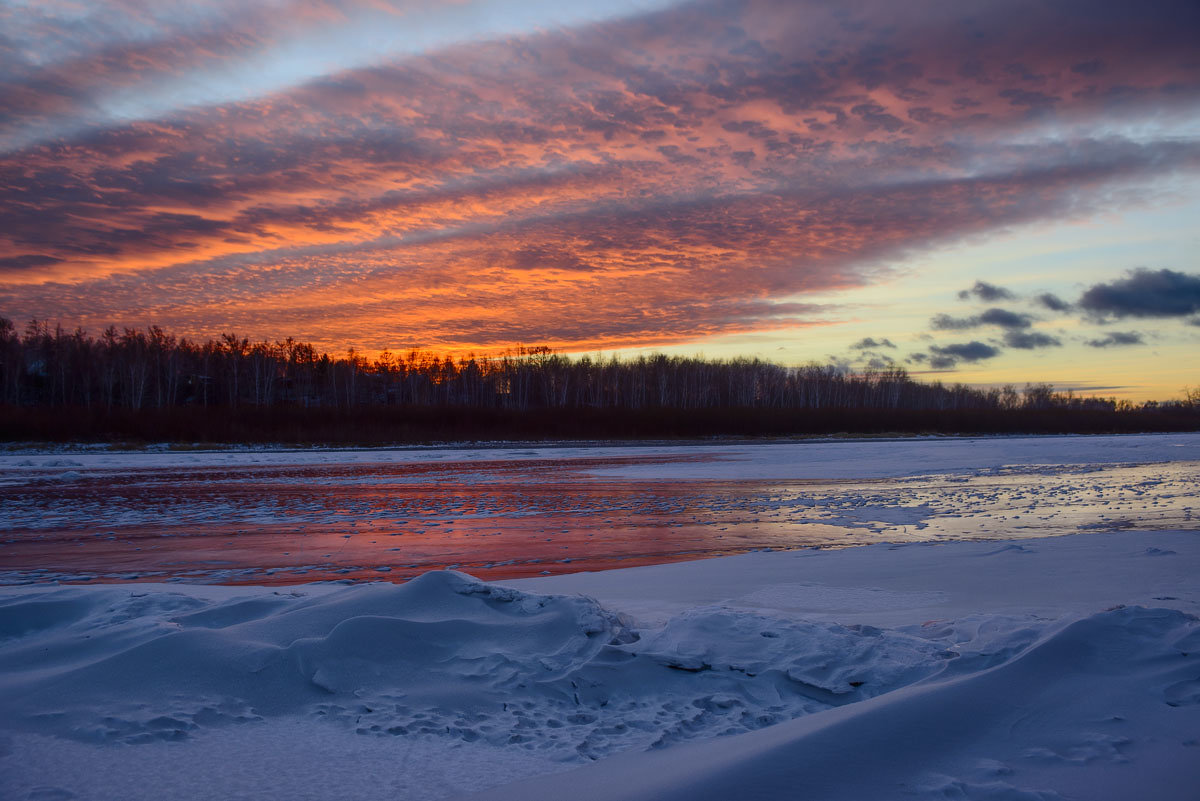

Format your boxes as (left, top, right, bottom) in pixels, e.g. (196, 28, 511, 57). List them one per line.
(3, 433, 1197, 585)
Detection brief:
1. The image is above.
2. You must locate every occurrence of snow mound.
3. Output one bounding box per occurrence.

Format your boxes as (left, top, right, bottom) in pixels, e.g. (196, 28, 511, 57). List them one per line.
(632, 609, 950, 696)
(2, 545, 1198, 800)
(0, 574, 968, 761)
(0, 573, 622, 748)
(468, 606, 1200, 801)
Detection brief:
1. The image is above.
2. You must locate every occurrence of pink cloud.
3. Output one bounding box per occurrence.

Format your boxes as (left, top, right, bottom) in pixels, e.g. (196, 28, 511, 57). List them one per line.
(2, 0, 1198, 351)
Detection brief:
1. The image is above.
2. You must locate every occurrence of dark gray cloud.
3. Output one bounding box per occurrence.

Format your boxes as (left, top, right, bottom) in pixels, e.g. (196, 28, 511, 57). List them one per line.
(850, 337, 896, 350)
(0, 254, 62, 270)
(927, 340, 1001, 368)
(928, 355, 956, 369)
(933, 341, 1001, 361)
(1078, 268, 1200, 319)
(931, 314, 978, 330)
(931, 307, 1032, 330)
(979, 308, 1033, 329)
(1085, 331, 1145, 347)
(1035, 292, 1071, 312)
(1003, 330, 1061, 349)
(864, 355, 897, 369)
(957, 280, 1015, 302)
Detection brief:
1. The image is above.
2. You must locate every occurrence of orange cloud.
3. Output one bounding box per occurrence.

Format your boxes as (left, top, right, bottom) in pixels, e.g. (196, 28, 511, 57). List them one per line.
(2, 0, 1199, 353)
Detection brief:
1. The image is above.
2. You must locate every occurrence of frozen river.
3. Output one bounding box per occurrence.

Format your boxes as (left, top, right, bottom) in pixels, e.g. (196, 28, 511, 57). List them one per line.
(1, 433, 1197, 585)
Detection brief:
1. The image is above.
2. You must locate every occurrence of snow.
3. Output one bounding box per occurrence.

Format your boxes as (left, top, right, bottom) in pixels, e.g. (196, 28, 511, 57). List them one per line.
(2, 532, 1197, 800)
(2, 432, 1198, 480)
(497, 531, 1199, 627)
(470, 604, 1200, 801)
(1, 435, 1198, 800)
(582, 432, 1200, 481)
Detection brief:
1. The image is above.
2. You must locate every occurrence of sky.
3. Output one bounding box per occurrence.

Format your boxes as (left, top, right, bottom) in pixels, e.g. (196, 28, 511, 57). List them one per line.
(1, 0, 1199, 400)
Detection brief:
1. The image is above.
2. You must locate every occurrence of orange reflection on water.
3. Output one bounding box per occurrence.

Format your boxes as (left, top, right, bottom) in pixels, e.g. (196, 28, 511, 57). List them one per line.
(4, 455, 1194, 585)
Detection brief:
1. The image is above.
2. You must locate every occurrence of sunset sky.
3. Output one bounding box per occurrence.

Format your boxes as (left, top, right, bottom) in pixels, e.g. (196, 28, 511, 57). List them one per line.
(2, 0, 1198, 399)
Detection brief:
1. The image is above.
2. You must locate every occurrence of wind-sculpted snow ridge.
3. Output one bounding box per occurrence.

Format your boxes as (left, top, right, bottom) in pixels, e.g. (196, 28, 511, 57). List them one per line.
(469, 605, 1200, 801)
(1, 549, 1198, 800)
(0, 572, 957, 761)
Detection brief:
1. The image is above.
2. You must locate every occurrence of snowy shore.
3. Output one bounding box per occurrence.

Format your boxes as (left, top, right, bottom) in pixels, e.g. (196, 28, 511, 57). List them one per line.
(2, 431, 1197, 479)
(2, 530, 1197, 801)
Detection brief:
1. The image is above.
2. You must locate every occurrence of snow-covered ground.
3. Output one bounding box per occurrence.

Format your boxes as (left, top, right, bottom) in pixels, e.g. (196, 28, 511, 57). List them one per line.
(1, 435, 1198, 800)
(2, 432, 1197, 479)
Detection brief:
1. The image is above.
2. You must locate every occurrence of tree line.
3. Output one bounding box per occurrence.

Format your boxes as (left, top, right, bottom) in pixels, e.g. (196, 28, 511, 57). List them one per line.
(1, 318, 1196, 442)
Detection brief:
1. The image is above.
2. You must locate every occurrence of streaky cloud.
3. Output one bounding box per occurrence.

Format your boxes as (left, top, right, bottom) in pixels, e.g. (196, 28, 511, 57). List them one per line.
(1, 0, 1199, 352)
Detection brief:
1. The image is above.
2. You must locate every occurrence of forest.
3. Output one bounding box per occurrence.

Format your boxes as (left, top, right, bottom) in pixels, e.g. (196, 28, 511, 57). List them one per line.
(2, 319, 1197, 443)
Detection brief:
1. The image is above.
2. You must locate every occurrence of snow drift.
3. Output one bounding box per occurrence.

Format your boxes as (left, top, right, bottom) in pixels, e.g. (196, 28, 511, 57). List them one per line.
(0, 572, 957, 759)
(470, 605, 1200, 801)
(2, 532, 1199, 800)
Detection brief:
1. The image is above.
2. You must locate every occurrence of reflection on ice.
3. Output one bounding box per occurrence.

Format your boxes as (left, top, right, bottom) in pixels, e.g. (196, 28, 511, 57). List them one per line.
(0, 436, 1196, 585)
